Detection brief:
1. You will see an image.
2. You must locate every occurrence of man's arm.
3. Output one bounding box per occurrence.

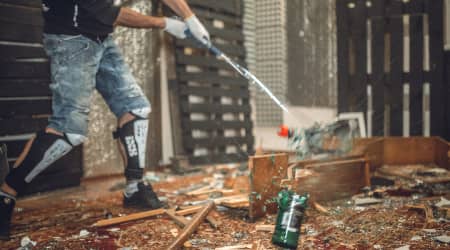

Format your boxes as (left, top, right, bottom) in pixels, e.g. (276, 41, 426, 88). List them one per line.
(114, 7, 165, 29)
(162, 0, 194, 19)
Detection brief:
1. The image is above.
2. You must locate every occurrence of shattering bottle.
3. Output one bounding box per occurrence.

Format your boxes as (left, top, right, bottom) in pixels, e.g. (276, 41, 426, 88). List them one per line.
(272, 189, 309, 249)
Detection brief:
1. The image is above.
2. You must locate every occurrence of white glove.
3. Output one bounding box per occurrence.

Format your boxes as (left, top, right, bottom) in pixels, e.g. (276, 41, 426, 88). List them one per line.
(185, 15, 210, 44)
(164, 17, 187, 39)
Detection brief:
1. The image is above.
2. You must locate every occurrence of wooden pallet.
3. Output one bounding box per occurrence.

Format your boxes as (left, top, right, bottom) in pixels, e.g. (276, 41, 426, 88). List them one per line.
(337, 0, 446, 138)
(166, 0, 254, 166)
(0, 0, 83, 196)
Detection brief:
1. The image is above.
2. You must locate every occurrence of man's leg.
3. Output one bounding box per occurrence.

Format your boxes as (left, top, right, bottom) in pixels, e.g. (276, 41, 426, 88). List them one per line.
(96, 37, 162, 209)
(0, 34, 99, 240)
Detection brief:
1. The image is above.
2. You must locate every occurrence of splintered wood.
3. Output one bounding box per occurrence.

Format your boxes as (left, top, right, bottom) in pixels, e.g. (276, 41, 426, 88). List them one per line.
(168, 202, 215, 250)
(248, 153, 289, 220)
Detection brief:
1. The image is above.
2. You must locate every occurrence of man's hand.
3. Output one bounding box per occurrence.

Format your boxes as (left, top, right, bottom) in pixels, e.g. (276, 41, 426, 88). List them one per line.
(164, 17, 187, 39)
(185, 15, 210, 44)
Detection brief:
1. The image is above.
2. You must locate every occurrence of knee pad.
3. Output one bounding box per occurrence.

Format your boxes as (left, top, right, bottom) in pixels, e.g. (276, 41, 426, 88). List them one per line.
(114, 116, 149, 180)
(5, 131, 85, 194)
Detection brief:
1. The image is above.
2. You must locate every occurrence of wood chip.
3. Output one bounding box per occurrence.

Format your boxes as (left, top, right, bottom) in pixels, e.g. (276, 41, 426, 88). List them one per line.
(215, 244, 253, 250)
(255, 224, 275, 232)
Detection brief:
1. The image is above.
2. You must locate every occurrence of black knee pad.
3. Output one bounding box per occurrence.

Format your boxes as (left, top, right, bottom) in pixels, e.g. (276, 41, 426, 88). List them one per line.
(114, 118, 149, 180)
(5, 131, 75, 194)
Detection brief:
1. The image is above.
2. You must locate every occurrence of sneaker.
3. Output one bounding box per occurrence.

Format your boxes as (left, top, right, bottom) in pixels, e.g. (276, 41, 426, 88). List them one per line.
(0, 193, 15, 240)
(123, 182, 163, 209)
(0, 144, 10, 185)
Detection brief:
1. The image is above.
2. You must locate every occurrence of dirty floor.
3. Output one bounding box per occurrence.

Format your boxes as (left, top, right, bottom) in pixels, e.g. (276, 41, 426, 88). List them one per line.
(1, 169, 449, 250)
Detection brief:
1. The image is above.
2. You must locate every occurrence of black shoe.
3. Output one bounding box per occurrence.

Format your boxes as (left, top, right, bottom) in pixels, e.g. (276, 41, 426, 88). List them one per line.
(0, 144, 10, 186)
(0, 194, 15, 241)
(123, 182, 163, 209)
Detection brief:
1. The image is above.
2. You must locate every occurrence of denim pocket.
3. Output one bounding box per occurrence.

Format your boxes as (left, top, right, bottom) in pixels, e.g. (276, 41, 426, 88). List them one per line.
(43, 34, 91, 63)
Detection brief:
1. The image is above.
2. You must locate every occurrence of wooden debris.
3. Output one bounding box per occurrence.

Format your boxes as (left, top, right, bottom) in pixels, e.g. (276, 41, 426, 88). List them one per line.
(92, 208, 165, 227)
(168, 202, 215, 250)
(255, 224, 275, 232)
(249, 153, 289, 220)
(406, 204, 435, 226)
(213, 194, 249, 205)
(215, 244, 253, 250)
(175, 206, 202, 216)
(187, 186, 211, 196)
(166, 209, 190, 227)
(252, 240, 265, 250)
(221, 196, 250, 208)
(312, 201, 329, 214)
(206, 210, 222, 229)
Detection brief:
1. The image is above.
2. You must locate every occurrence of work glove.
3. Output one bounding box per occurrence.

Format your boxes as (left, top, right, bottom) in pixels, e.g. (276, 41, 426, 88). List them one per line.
(185, 15, 210, 45)
(164, 17, 188, 39)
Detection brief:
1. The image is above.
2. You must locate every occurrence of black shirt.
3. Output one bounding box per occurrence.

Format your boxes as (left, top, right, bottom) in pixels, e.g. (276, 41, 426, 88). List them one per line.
(42, 0, 121, 39)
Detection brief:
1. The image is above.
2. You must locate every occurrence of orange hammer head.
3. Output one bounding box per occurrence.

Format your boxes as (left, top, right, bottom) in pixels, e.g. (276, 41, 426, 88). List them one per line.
(277, 125, 290, 137)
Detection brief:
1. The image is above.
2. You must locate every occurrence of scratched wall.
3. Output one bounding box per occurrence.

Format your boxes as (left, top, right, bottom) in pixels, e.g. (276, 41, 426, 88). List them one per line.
(83, 0, 156, 177)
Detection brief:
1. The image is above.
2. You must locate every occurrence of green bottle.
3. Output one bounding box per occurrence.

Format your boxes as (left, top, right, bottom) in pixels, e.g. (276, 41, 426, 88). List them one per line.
(272, 189, 309, 249)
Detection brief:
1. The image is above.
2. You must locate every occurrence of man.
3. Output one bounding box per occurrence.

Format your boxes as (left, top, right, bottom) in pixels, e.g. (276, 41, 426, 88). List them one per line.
(0, 0, 210, 240)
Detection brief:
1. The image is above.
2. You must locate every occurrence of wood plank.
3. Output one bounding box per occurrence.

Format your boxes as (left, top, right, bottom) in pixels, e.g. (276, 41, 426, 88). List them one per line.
(0, 20, 42, 43)
(92, 208, 166, 227)
(204, 23, 244, 42)
(0, 79, 51, 97)
(192, 7, 242, 26)
(0, 3, 43, 26)
(182, 120, 252, 130)
(187, 0, 242, 16)
(296, 158, 366, 202)
(176, 53, 245, 70)
(387, 1, 404, 136)
(0, 99, 52, 118)
(370, 0, 386, 136)
(183, 135, 253, 148)
(167, 202, 215, 250)
(175, 40, 245, 58)
(0, 61, 50, 78)
(177, 72, 248, 86)
(349, 0, 368, 114)
(336, 0, 350, 113)
(0, 0, 42, 8)
(409, 9, 424, 135)
(189, 153, 248, 165)
(248, 153, 289, 220)
(0, 117, 48, 135)
(426, 0, 445, 137)
(180, 103, 251, 114)
(179, 85, 249, 98)
(0, 44, 46, 61)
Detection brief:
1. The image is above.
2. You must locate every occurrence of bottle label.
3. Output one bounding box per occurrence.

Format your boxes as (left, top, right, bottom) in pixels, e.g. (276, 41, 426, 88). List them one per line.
(280, 211, 301, 232)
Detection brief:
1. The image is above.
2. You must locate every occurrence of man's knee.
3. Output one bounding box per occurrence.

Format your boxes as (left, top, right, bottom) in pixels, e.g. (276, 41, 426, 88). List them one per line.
(5, 130, 86, 194)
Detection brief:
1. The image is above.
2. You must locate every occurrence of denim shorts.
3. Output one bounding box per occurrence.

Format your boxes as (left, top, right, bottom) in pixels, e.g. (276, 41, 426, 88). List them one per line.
(42, 34, 150, 136)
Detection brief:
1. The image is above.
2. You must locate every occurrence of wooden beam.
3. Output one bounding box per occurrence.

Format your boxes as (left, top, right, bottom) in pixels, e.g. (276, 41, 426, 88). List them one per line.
(167, 202, 215, 250)
(249, 153, 289, 220)
(92, 209, 166, 227)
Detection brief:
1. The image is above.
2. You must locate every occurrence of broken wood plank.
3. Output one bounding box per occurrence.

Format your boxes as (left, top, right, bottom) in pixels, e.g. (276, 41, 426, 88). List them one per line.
(249, 153, 289, 220)
(168, 202, 215, 250)
(313, 202, 329, 214)
(92, 208, 165, 227)
(166, 209, 191, 227)
(221, 199, 249, 208)
(215, 244, 253, 250)
(255, 224, 275, 232)
(175, 206, 202, 216)
(206, 210, 222, 229)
